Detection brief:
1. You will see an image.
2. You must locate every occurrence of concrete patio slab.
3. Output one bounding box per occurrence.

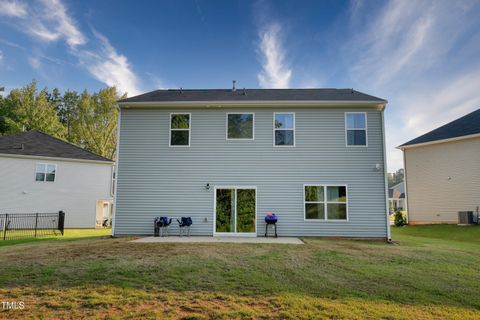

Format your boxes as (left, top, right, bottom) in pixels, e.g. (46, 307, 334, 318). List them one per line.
(131, 236, 304, 245)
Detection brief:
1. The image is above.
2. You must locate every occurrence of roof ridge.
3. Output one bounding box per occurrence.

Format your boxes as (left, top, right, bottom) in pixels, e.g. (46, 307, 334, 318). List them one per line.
(32, 131, 113, 162)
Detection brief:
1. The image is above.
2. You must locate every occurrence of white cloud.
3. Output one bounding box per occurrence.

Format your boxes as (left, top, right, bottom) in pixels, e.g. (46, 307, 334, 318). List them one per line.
(0, 50, 3, 62)
(35, 0, 86, 47)
(1, 0, 143, 96)
(257, 23, 292, 89)
(73, 30, 141, 96)
(345, 0, 480, 170)
(0, 0, 27, 17)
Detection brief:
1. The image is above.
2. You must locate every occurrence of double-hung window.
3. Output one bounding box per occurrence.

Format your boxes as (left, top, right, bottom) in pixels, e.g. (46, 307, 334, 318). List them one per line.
(304, 185, 348, 220)
(227, 113, 254, 140)
(170, 113, 190, 146)
(35, 163, 56, 182)
(346, 112, 367, 146)
(274, 112, 295, 146)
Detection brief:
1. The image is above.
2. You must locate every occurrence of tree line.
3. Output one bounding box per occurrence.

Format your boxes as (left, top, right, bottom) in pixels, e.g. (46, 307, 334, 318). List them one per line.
(0, 80, 125, 159)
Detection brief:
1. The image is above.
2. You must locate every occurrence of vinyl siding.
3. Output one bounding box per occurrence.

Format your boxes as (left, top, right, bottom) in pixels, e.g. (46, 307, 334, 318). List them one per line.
(404, 137, 480, 224)
(0, 156, 113, 228)
(114, 106, 388, 237)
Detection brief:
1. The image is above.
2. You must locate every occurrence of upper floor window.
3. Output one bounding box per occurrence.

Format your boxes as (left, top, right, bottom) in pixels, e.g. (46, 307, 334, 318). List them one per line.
(227, 113, 254, 140)
(274, 112, 295, 146)
(170, 113, 190, 146)
(346, 112, 367, 146)
(35, 163, 56, 182)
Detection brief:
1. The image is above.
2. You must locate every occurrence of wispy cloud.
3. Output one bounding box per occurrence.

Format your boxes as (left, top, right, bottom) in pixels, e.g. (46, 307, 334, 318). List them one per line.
(1, 0, 142, 96)
(0, 0, 27, 17)
(73, 30, 141, 95)
(27, 0, 86, 47)
(344, 0, 480, 170)
(257, 23, 292, 89)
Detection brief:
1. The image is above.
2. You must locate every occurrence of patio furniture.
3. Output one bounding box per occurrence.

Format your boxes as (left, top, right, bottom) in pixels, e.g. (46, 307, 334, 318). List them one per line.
(264, 213, 278, 238)
(177, 217, 193, 236)
(154, 217, 172, 237)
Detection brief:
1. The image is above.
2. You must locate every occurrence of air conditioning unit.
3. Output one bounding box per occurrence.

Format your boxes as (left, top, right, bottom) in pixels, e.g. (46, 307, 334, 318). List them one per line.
(458, 211, 474, 225)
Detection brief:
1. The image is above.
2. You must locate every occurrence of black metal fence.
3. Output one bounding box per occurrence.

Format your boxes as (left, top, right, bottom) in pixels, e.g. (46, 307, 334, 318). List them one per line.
(1, 211, 65, 240)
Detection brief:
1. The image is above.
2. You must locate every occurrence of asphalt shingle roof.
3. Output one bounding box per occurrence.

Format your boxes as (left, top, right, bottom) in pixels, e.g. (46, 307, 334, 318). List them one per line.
(118, 88, 386, 103)
(0, 130, 113, 162)
(400, 108, 480, 147)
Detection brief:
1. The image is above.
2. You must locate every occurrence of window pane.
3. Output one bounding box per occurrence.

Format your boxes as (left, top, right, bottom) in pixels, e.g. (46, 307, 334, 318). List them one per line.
(35, 164, 45, 181)
(305, 203, 325, 219)
(171, 114, 190, 129)
(347, 130, 366, 146)
(216, 189, 235, 232)
(227, 114, 253, 139)
(275, 113, 294, 129)
(171, 130, 189, 146)
(236, 189, 256, 232)
(327, 186, 347, 203)
(347, 113, 366, 129)
(275, 130, 294, 146)
(46, 165, 56, 174)
(305, 186, 324, 202)
(327, 203, 347, 220)
(46, 173, 55, 182)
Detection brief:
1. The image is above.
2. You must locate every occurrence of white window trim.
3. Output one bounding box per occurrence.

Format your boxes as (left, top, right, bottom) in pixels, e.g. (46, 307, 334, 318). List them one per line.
(273, 112, 295, 147)
(303, 184, 349, 222)
(213, 185, 257, 236)
(226, 112, 255, 141)
(169, 112, 191, 147)
(35, 163, 57, 182)
(345, 112, 368, 147)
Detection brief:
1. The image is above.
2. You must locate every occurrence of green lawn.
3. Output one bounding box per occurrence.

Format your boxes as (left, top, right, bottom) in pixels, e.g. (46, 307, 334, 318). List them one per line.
(0, 228, 112, 247)
(0, 226, 479, 319)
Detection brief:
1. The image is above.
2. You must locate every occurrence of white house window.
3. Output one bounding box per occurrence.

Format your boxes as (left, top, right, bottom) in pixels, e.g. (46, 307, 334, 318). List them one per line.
(346, 112, 367, 146)
(35, 163, 56, 182)
(170, 113, 190, 146)
(227, 113, 254, 140)
(274, 112, 295, 146)
(304, 185, 348, 220)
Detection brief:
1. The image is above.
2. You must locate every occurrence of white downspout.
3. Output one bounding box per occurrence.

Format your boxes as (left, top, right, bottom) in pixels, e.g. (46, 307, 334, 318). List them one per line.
(111, 106, 121, 237)
(381, 108, 391, 241)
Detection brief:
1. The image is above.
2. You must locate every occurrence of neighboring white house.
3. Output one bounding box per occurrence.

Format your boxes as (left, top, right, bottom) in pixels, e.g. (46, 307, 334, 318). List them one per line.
(0, 130, 114, 228)
(388, 181, 405, 212)
(399, 108, 480, 224)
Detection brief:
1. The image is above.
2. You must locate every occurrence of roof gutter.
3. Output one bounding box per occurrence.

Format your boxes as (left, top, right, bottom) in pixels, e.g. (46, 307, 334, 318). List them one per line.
(397, 132, 480, 150)
(0, 153, 114, 165)
(118, 100, 387, 109)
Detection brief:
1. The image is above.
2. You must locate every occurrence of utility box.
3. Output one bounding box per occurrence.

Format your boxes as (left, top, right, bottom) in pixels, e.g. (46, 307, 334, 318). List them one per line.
(458, 211, 474, 225)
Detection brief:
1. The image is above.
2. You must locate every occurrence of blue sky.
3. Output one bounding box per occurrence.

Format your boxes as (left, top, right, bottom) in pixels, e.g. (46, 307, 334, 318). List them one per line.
(1, 0, 480, 170)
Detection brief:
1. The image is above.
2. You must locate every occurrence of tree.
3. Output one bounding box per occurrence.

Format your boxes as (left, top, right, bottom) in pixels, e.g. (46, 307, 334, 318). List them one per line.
(71, 87, 124, 159)
(57, 90, 80, 140)
(388, 168, 405, 187)
(3, 81, 66, 138)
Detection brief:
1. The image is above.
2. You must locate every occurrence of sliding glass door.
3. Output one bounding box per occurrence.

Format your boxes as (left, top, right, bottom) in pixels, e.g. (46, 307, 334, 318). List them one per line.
(215, 187, 256, 235)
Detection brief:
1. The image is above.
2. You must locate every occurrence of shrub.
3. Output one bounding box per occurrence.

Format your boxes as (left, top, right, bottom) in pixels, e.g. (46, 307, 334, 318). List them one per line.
(394, 210, 407, 227)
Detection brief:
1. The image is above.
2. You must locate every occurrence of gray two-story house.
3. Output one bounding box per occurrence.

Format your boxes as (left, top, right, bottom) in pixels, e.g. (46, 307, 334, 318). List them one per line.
(113, 88, 390, 239)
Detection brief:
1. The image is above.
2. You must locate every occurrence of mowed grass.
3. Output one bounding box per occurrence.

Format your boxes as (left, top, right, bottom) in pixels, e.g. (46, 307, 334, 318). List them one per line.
(0, 226, 479, 319)
(0, 228, 112, 247)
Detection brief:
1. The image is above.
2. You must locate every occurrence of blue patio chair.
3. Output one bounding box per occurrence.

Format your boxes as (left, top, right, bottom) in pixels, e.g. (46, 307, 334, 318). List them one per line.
(154, 216, 172, 237)
(177, 217, 192, 236)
